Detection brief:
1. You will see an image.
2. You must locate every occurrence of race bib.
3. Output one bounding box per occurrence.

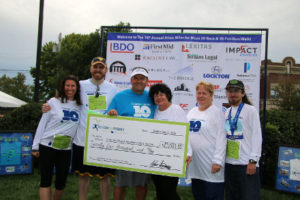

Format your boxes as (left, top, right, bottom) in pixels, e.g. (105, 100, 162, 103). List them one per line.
(52, 135, 71, 149)
(88, 95, 107, 110)
(226, 139, 240, 159)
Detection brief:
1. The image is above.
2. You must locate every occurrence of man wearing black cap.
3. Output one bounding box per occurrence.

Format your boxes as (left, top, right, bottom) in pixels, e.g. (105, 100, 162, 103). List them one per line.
(107, 67, 156, 200)
(43, 57, 118, 200)
(224, 79, 262, 200)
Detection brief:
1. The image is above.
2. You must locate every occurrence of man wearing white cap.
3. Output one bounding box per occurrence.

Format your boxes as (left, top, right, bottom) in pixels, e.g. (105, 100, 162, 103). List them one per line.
(107, 67, 156, 200)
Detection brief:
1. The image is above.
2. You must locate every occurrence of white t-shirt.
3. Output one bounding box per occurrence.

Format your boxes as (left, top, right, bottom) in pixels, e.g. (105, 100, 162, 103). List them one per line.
(73, 79, 118, 147)
(32, 97, 81, 150)
(186, 105, 226, 183)
(225, 103, 262, 166)
(154, 104, 187, 123)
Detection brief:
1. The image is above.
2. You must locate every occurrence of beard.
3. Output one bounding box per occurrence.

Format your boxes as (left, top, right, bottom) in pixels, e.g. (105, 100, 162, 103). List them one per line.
(229, 98, 242, 106)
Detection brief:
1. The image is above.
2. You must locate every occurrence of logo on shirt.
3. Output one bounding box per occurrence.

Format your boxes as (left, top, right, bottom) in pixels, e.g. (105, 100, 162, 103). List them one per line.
(61, 110, 79, 123)
(189, 120, 201, 132)
(133, 105, 151, 118)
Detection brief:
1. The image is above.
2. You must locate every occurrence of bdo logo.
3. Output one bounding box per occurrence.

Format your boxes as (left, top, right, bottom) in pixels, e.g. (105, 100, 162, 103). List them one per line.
(110, 43, 134, 53)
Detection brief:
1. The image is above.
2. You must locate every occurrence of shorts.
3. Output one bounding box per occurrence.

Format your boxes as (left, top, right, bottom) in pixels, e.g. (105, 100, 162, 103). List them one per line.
(39, 144, 71, 190)
(115, 170, 151, 187)
(72, 143, 115, 178)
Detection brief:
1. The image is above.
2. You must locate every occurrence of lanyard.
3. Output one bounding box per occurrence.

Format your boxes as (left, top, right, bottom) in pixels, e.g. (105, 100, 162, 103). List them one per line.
(228, 103, 244, 135)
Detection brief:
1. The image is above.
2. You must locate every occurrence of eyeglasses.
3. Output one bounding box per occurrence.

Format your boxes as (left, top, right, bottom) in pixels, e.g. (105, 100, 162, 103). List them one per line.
(95, 85, 100, 98)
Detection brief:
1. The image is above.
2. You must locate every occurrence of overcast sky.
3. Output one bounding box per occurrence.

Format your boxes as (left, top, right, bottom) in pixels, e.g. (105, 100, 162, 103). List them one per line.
(0, 0, 299, 72)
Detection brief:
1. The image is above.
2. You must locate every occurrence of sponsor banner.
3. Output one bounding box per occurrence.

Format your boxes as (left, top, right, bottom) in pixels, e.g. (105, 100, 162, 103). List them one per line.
(106, 33, 262, 111)
(108, 33, 262, 43)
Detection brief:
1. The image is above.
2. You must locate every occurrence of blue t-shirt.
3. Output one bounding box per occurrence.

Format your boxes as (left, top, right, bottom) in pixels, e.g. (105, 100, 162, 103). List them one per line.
(107, 89, 156, 119)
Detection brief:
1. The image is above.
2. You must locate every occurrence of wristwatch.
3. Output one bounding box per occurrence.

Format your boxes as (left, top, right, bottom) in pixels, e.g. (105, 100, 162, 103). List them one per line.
(249, 159, 257, 164)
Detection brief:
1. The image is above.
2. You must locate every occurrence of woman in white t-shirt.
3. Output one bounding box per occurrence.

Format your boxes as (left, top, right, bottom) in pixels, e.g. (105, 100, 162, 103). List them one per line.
(149, 83, 187, 200)
(186, 81, 227, 200)
(32, 75, 82, 200)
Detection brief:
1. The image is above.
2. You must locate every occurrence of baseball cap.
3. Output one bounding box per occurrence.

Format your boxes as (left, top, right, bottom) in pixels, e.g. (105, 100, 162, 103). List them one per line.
(131, 67, 149, 78)
(91, 57, 106, 66)
(226, 79, 244, 90)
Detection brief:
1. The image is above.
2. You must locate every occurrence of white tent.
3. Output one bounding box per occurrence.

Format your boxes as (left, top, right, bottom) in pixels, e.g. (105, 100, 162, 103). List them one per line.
(0, 91, 27, 108)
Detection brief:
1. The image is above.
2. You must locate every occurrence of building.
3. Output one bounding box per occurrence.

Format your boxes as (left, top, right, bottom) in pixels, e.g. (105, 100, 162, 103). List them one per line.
(260, 57, 300, 109)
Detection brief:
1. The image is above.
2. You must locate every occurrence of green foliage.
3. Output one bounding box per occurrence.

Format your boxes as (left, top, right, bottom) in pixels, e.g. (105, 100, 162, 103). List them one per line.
(261, 110, 300, 187)
(30, 22, 131, 102)
(0, 102, 42, 131)
(101, 22, 132, 58)
(0, 73, 33, 102)
(271, 80, 300, 111)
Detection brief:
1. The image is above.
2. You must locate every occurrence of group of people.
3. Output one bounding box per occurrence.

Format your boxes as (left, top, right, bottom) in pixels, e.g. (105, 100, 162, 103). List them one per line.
(32, 56, 262, 200)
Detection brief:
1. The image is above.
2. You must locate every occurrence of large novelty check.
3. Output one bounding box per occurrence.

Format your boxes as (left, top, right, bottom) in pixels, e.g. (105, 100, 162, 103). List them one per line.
(84, 112, 190, 177)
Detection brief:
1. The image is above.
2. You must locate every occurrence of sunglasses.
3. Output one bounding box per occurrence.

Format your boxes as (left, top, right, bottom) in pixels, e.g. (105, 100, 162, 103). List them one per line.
(95, 85, 100, 98)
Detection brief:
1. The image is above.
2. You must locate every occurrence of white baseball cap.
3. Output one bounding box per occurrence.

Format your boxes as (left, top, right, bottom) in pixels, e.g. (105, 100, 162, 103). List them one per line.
(131, 67, 149, 78)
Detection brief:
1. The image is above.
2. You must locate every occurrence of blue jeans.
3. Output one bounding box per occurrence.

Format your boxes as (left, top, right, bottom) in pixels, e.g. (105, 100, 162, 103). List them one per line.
(191, 179, 224, 200)
(225, 163, 261, 200)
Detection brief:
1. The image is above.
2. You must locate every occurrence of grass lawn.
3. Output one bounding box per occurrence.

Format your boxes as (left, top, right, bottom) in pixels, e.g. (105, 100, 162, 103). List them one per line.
(0, 169, 299, 200)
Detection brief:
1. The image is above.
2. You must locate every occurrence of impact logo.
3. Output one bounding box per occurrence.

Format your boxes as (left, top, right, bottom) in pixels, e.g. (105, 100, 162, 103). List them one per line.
(244, 62, 251, 73)
(61, 110, 79, 123)
(203, 66, 230, 79)
(225, 45, 258, 57)
(110, 43, 134, 53)
(133, 105, 151, 118)
(110, 61, 126, 75)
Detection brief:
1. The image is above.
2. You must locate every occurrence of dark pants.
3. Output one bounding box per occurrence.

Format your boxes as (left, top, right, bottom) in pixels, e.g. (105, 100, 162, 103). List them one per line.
(39, 144, 71, 190)
(152, 175, 180, 200)
(191, 179, 224, 200)
(225, 163, 261, 200)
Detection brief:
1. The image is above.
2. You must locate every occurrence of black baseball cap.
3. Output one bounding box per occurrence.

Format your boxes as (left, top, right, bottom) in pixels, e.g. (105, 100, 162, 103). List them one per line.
(225, 79, 244, 90)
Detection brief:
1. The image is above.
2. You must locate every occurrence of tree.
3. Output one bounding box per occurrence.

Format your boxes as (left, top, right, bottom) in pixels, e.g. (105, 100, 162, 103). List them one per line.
(31, 22, 131, 101)
(271, 80, 300, 111)
(0, 73, 33, 102)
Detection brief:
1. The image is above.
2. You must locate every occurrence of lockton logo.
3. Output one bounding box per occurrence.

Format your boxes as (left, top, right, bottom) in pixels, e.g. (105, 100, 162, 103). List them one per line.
(203, 66, 230, 79)
(110, 61, 126, 74)
(225, 45, 258, 57)
(244, 62, 251, 73)
(110, 43, 134, 53)
(211, 66, 222, 74)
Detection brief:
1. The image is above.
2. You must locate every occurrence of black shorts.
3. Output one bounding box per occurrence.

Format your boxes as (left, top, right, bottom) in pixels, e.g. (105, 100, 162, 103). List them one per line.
(72, 143, 115, 178)
(39, 144, 71, 190)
